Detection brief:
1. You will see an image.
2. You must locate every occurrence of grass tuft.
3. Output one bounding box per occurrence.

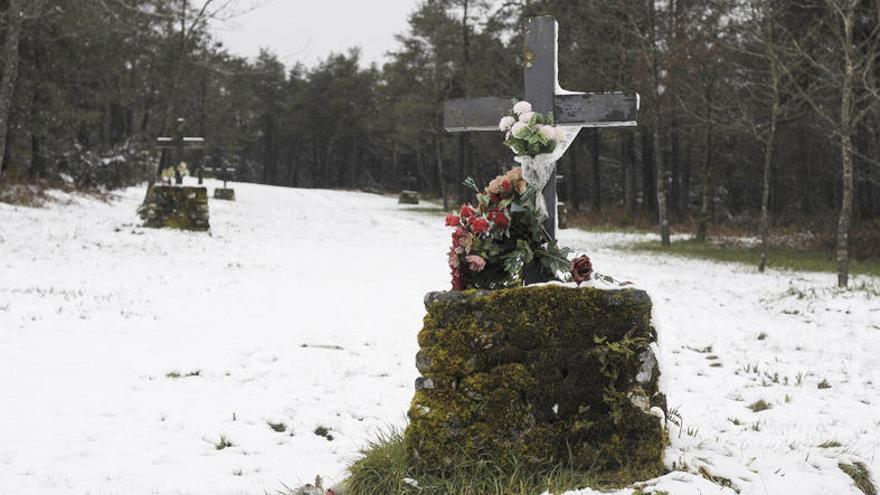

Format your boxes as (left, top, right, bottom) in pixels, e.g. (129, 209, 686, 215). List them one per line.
(817, 440, 843, 448)
(215, 435, 233, 450)
(818, 379, 832, 389)
(839, 462, 877, 495)
(268, 421, 287, 433)
(344, 428, 656, 495)
(748, 400, 772, 413)
(314, 426, 334, 441)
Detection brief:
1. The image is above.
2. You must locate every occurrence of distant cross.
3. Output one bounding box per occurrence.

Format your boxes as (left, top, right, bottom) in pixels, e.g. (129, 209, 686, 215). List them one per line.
(214, 166, 237, 189)
(156, 117, 206, 184)
(444, 16, 639, 241)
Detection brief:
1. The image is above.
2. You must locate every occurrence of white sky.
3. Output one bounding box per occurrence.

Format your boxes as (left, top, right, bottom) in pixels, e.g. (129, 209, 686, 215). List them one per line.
(214, 0, 422, 68)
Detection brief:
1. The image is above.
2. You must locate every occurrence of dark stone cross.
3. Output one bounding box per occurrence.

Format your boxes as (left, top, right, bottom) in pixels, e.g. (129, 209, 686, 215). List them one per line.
(444, 15, 639, 241)
(156, 117, 206, 184)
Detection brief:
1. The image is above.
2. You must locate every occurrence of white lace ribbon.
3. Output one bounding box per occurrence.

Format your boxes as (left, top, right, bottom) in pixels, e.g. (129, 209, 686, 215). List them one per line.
(514, 126, 582, 221)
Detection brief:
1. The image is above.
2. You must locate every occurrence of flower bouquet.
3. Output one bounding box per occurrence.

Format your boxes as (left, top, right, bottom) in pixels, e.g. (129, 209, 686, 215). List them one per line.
(500, 101, 581, 222)
(445, 100, 606, 291)
(161, 162, 189, 185)
(446, 167, 572, 290)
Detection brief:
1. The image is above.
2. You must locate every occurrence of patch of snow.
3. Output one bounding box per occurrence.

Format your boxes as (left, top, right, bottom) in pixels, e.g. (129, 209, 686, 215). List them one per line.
(0, 180, 877, 495)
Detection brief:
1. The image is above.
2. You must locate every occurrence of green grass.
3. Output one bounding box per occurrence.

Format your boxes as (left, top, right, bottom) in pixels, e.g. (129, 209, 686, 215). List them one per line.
(344, 429, 659, 495)
(625, 239, 880, 277)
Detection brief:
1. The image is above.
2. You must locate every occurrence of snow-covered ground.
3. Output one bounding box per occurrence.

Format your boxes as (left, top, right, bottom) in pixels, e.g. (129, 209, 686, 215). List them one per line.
(0, 180, 877, 495)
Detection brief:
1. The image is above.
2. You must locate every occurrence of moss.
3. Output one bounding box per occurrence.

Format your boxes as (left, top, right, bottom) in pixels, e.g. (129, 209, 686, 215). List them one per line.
(214, 188, 236, 201)
(138, 185, 210, 231)
(405, 286, 666, 478)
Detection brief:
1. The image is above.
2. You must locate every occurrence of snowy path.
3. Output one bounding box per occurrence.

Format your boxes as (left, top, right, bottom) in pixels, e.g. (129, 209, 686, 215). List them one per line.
(0, 181, 877, 495)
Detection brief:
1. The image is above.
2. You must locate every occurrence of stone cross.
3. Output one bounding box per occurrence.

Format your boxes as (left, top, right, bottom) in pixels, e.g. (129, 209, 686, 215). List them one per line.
(156, 117, 206, 184)
(444, 16, 639, 241)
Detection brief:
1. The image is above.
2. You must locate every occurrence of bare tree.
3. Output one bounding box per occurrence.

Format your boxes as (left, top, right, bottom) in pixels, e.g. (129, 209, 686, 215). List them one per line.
(781, 0, 880, 287)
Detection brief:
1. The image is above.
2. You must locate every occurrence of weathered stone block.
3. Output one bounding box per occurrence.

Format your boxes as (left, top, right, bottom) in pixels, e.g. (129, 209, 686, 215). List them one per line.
(138, 185, 210, 231)
(405, 285, 666, 474)
(214, 188, 236, 201)
(398, 190, 420, 205)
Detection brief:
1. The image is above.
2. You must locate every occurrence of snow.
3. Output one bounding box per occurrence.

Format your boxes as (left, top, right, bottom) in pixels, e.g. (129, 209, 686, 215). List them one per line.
(1, 180, 878, 495)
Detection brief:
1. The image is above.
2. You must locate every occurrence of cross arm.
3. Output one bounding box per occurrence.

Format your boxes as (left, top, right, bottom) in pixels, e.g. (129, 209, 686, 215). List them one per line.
(444, 92, 639, 133)
(156, 137, 206, 150)
(554, 93, 639, 127)
(444, 96, 513, 132)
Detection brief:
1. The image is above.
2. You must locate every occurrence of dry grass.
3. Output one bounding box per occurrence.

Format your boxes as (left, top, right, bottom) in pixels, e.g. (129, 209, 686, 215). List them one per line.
(0, 179, 113, 207)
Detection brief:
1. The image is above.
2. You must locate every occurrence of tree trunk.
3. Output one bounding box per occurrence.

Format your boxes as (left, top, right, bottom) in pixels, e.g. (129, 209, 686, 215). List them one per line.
(759, 66, 780, 273)
(696, 123, 714, 242)
(589, 129, 601, 213)
(435, 136, 448, 210)
(655, 123, 671, 245)
(836, 5, 856, 288)
(838, 130, 854, 288)
(696, 84, 714, 242)
(622, 129, 636, 222)
(0, 0, 25, 179)
(641, 128, 657, 213)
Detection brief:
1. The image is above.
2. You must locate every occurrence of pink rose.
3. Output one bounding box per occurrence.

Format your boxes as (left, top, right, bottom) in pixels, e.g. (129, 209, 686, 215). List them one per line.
(466, 255, 487, 272)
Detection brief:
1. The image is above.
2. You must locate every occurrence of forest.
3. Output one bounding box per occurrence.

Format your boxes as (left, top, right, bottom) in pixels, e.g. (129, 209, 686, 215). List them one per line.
(0, 0, 878, 286)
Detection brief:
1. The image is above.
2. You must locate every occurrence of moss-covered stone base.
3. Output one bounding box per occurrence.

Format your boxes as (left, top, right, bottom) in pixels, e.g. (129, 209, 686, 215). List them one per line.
(214, 188, 236, 201)
(405, 285, 666, 476)
(138, 185, 210, 231)
(399, 190, 420, 205)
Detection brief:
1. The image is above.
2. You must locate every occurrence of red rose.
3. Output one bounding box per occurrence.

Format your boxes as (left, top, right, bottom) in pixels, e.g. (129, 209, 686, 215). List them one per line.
(501, 179, 512, 193)
(460, 204, 475, 219)
(571, 255, 593, 286)
(470, 217, 490, 234)
(445, 214, 461, 227)
(494, 212, 509, 229)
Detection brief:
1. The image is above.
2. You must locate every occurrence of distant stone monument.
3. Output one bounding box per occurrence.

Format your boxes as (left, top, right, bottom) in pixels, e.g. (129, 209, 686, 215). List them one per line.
(210, 166, 237, 201)
(140, 118, 210, 231)
(138, 185, 210, 231)
(399, 175, 420, 205)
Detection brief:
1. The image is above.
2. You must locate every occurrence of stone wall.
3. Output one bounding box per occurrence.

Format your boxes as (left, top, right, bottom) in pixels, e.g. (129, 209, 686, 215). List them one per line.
(405, 285, 666, 475)
(138, 185, 210, 231)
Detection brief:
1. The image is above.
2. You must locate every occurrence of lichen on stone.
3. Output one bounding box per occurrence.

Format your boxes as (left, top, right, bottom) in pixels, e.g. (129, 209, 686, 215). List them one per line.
(138, 185, 210, 231)
(405, 285, 667, 476)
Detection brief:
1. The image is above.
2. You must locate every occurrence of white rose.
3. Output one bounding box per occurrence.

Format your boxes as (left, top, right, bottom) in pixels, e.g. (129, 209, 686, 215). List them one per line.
(513, 101, 532, 115)
(498, 116, 516, 132)
(518, 111, 536, 124)
(538, 125, 555, 141)
(511, 122, 529, 138)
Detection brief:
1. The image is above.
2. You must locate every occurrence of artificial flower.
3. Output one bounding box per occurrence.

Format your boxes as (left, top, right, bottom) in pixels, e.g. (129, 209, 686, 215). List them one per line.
(518, 111, 536, 124)
(513, 101, 532, 115)
(499, 116, 516, 132)
(571, 255, 594, 286)
(466, 255, 487, 272)
(470, 217, 490, 234)
(511, 122, 529, 138)
(460, 204, 475, 219)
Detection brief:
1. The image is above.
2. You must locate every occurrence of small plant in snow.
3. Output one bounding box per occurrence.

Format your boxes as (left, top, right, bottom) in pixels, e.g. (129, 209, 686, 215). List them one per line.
(268, 421, 287, 433)
(748, 399, 772, 412)
(215, 435, 233, 450)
